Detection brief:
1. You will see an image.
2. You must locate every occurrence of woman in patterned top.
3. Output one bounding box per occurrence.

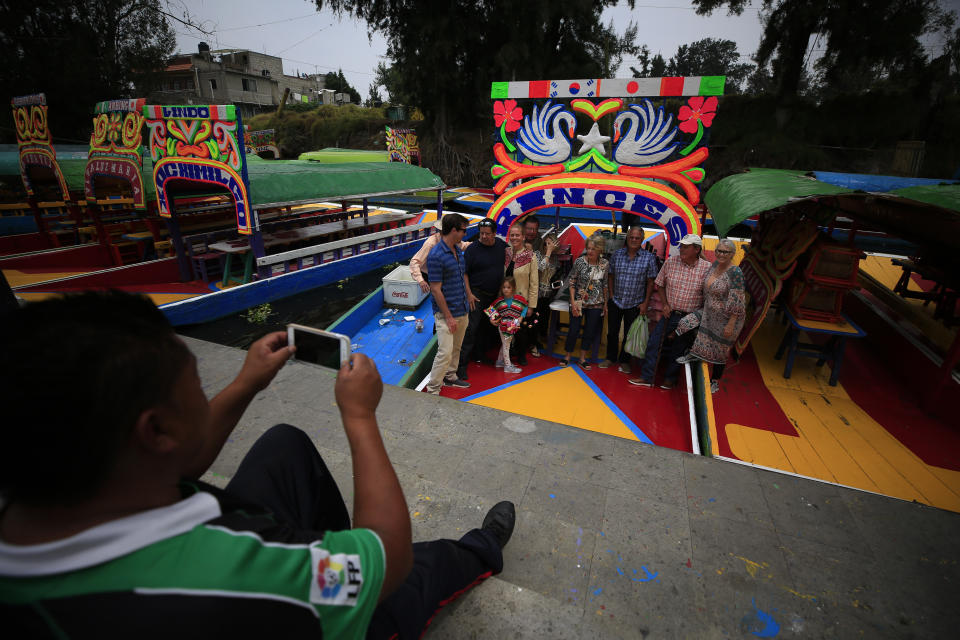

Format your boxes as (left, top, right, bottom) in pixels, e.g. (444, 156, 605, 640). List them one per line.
(561, 236, 609, 370)
(485, 276, 528, 374)
(676, 238, 746, 393)
(504, 225, 539, 366)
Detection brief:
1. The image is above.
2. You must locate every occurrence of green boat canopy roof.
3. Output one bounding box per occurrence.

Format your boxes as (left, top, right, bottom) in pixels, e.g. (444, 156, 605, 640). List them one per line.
(4, 149, 444, 209)
(889, 184, 960, 213)
(298, 148, 392, 163)
(705, 168, 960, 237)
(243, 158, 444, 209)
(704, 169, 854, 236)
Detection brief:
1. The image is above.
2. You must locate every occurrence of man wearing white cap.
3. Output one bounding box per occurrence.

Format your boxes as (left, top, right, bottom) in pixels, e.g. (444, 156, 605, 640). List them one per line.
(629, 234, 711, 390)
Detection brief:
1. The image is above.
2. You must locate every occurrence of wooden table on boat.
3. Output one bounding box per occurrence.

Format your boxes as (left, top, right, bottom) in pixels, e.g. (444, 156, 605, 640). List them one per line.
(209, 212, 414, 286)
(774, 307, 866, 386)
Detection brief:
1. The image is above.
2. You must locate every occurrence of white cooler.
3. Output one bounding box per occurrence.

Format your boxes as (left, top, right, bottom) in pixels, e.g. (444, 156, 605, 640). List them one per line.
(382, 265, 429, 309)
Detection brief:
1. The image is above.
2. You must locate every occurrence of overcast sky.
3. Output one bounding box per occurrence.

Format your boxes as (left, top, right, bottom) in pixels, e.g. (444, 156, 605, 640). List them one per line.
(172, 0, 960, 98)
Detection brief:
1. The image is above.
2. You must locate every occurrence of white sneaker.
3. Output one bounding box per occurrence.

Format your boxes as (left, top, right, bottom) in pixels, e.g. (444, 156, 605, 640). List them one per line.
(676, 353, 699, 364)
(504, 365, 522, 374)
(618, 363, 632, 374)
(710, 380, 719, 394)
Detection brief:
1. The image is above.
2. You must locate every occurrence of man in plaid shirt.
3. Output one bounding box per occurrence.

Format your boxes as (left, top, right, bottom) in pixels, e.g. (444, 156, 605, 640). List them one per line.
(600, 226, 658, 373)
(629, 234, 711, 390)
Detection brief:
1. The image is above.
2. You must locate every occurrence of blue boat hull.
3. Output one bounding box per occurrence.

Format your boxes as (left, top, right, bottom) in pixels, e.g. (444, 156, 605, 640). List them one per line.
(328, 287, 438, 388)
(161, 239, 428, 326)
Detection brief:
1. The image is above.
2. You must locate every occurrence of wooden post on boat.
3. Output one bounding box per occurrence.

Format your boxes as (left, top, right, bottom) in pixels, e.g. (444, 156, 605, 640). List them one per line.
(362, 197, 369, 226)
(166, 215, 192, 281)
(251, 230, 269, 280)
(26, 197, 56, 249)
(436, 188, 443, 216)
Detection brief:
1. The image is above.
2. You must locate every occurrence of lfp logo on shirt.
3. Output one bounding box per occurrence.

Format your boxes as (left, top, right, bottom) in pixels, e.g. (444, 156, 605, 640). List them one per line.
(316, 556, 343, 598)
(310, 547, 363, 606)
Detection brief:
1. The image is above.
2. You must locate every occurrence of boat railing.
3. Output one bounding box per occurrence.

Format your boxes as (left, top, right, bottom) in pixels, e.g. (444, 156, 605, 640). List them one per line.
(256, 219, 435, 274)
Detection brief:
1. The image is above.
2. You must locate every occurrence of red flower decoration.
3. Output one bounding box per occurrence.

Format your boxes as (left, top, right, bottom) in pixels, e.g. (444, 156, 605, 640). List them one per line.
(493, 99, 523, 133)
(678, 96, 718, 134)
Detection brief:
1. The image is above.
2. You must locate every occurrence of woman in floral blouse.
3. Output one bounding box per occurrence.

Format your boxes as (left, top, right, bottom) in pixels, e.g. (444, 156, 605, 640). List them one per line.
(561, 236, 609, 370)
(504, 225, 539, 366)
(676, 238, 745, 393)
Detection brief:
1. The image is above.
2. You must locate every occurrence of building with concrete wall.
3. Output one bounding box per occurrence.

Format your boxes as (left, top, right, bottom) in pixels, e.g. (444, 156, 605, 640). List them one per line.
(147, 44, 324, 119)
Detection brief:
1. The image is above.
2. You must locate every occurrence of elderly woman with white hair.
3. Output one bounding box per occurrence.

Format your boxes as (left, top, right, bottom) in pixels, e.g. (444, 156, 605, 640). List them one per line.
(676, 238, 746, 393)
(561, 236, 609, 369)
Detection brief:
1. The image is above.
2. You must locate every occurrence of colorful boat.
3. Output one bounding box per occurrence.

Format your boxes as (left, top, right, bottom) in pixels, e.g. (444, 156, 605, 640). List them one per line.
(329, 77, 960, 514)
(691, 167, 960, 512)
(4, 100, 461, 326)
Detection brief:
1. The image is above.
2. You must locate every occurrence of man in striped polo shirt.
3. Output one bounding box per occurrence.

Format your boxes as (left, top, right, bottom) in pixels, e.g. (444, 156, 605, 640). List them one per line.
(0, 291, 515, 638)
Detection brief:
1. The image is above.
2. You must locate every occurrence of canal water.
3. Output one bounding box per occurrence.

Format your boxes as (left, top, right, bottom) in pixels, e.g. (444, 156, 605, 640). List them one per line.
(177, 262, 400, 349)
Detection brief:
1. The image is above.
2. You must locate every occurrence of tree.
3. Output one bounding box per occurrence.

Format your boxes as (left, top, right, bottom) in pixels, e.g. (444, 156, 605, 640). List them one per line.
(313, 0, 638, 132)
(372, 61, 405, 104)
(665, 38, 754, 93)
(0, 0, 175, 142)
(693, 0, 956, 99)
(630, 46, 667, 77)
(313, 0, 640, 183)
(323, 69, 362, 104)
(365, 84, 383, 108)
(586, 19, 642, 79)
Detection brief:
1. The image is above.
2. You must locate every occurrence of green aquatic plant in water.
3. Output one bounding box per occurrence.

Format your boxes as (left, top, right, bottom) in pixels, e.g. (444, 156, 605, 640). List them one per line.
(242, 303, 274, 324)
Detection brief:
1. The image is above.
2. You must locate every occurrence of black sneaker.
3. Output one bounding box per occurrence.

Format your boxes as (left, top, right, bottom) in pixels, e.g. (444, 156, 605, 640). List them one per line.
(517, 355, 528, 366)
(443, 377, 471, 388)
(456, 368, 469, 381)
(481, 501, 516, 549)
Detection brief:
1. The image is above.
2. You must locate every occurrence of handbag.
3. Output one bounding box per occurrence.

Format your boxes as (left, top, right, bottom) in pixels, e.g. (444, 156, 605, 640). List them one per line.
(624, 315, 650, 358)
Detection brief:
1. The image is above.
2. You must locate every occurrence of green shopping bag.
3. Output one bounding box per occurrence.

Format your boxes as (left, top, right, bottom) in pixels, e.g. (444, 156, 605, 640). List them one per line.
(624, 315, 649, 358)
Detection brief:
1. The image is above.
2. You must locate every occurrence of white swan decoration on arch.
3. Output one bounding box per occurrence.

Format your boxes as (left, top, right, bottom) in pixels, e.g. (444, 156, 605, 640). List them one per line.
(516, 101, 577, 164)
(612, 100, 680, 167)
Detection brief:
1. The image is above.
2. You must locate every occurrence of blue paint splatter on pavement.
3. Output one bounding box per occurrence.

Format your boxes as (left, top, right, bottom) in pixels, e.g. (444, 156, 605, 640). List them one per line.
(616, 567, 624, 576)
(708, 497, 716, 503)
(549, 493, 556, 499)
(631, 566, 658, 583)
(593, 587, 603, 595)
(744, 598, 780, 637)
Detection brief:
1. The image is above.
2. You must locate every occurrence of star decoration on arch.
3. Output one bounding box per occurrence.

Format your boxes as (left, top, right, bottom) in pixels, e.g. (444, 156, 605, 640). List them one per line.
(576, 122, 610, 155)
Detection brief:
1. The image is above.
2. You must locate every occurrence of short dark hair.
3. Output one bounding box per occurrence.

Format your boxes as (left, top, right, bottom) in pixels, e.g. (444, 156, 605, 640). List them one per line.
(523, 216, 540, 228)
(0, 291, 192, 506)
(441, 213, 468, 235)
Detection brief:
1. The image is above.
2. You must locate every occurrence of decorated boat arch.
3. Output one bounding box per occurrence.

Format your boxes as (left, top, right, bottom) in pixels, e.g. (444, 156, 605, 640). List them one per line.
(144, 104, 254, 235)
(385, 126, 420, 164)
(10, 93, 70, 202)
(245, 128, 280, 159)
(487, 76, 725, 254)
(85, 99, 150, 209)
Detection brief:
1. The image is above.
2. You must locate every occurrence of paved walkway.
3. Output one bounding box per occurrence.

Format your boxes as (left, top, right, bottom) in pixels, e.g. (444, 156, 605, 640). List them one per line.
(187, 336, 959, 639)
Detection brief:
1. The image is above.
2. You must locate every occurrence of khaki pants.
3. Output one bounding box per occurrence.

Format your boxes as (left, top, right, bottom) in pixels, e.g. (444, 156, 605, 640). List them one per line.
(426, 312, 468, 394)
